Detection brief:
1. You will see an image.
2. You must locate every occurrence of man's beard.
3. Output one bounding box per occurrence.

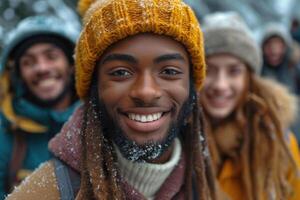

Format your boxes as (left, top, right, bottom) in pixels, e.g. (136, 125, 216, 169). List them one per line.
(92, 85, 196, 163)
(23, 80, 73, 108)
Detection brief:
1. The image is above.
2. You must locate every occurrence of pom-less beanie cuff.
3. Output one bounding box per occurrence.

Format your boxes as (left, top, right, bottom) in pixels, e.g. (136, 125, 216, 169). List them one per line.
(75, 0, 205, 99)
(204, 28, 262, 74)
(203, 12, 262, 74)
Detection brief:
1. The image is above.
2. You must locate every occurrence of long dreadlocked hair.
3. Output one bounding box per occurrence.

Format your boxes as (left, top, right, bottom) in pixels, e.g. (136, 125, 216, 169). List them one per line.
(75, 75, 218, 200)
(204, 71, 297, 200)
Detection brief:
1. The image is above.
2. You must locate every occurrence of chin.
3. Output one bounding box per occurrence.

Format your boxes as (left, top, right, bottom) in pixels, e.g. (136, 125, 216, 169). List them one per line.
(207, 110, 231, 121)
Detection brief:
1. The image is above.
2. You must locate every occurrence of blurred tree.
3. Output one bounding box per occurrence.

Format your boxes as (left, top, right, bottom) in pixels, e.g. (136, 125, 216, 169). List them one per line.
(0, 0, 297, 52)
(0, 0, 80, 52)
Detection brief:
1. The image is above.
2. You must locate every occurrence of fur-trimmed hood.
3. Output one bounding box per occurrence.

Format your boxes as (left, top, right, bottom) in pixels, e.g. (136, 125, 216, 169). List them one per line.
(254, 76, 298, 129)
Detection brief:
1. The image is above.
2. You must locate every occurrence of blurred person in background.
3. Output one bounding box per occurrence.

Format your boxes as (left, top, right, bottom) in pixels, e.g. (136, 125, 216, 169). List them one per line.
(260, 22, 300, 139)
(260, 22, 300, 95)
(0, 15, 80, 199)
(201, 12, 300, 200)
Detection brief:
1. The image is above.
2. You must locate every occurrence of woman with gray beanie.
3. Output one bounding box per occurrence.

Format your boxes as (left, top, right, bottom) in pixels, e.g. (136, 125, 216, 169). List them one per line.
(200, 12, 300, 200)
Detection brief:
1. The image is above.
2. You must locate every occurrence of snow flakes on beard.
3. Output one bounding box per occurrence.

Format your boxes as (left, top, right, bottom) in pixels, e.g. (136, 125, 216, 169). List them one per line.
(90, 82, 196, 163)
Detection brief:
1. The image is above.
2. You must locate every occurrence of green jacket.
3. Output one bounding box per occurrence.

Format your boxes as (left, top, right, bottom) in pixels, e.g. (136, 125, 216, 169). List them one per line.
(0, 94, 80, 199)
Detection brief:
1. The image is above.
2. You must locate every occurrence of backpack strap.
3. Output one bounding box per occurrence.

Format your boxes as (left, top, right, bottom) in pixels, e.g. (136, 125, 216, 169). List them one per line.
(6, 131, 27, 193)
(53, 158, 81, 200)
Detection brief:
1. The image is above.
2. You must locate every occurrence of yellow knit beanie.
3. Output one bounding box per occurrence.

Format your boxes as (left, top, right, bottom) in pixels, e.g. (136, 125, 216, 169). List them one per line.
(76, 0, 205, 99)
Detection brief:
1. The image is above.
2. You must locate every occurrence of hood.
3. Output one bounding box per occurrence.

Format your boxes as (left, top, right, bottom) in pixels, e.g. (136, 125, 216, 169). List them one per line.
(0, 15, 80, 102)
(254, 76, 298, 129)
(0, 15, 80, 73)
(259, 22, 293, 50)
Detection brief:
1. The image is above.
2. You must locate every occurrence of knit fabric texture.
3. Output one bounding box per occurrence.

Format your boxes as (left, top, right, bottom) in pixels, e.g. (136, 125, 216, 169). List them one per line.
(75, 0, 205, 99)
(203, 12, 262, 74)
(115, 138, 182, 199)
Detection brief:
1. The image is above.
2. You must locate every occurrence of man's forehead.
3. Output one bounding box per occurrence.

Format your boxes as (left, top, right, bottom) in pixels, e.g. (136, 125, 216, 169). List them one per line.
(22, 43, 62, 57)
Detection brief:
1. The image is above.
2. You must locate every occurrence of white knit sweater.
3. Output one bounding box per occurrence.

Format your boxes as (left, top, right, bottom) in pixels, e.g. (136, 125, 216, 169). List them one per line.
(115, 138, 182, 199)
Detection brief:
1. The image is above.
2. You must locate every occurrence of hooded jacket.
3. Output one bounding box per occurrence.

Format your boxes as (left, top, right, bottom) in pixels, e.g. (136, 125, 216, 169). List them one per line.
(0, 15, 80, 199)
(260, 23, 300, 95)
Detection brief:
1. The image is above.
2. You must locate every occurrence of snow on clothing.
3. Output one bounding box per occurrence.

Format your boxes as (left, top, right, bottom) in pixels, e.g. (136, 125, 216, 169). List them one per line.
(6, 106, 190, 200)
(0, 95, 80, 200)
(208, 78, 300, 200)
(6, 0, 215, 199)
(0, 15, 81, 199)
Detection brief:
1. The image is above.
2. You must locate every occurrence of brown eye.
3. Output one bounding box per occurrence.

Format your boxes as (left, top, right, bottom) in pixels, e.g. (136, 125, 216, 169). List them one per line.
(160, 67, 182, 76)
(20, 58, 35, 68)
(229, 66, 243, 76)
(46, 52, 59, 60)
(109, 69, 132, 77)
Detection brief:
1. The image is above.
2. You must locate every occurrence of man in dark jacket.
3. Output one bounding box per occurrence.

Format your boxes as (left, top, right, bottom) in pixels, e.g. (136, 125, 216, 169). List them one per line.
(260, 22, 300, 140)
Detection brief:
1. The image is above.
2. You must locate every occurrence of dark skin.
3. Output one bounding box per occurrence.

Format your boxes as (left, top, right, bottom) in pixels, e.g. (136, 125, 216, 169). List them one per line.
(96, 33, 190, 164)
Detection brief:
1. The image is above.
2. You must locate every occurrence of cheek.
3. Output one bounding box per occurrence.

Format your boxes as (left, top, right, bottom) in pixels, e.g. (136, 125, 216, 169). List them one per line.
(20, 68, 32, 84)
(166, 79, 190, 108)
(233, 75, 247, 102)
(97, 78, 131, 116)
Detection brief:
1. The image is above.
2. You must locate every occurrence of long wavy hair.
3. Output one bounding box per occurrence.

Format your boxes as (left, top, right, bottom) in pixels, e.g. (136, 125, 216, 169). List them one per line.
(75, 76, 218, 200)
(203, 69, 297, 200)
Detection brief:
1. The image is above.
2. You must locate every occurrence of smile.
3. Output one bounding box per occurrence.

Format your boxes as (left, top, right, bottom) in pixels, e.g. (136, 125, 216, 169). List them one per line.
(128, 112, 163, 123)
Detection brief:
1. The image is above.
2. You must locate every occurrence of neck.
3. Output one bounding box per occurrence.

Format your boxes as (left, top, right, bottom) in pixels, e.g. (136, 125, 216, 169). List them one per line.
(51, 92, 72, 111)
(115, 138, 182, 198)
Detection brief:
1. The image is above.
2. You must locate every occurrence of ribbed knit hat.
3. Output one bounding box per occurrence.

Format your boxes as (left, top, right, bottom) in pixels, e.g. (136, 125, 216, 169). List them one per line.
(76, 0, 205, 99)
(203, 12, 262, 74)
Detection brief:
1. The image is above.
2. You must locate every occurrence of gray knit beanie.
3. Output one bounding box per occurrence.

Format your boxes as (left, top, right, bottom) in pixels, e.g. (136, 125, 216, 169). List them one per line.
(203, 12, 262, 74)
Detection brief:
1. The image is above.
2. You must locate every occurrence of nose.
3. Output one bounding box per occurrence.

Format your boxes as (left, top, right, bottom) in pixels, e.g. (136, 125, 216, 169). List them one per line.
(34, 57, 50, 73)
(211, 72, 229, 92)
(129, 72, 162, 105)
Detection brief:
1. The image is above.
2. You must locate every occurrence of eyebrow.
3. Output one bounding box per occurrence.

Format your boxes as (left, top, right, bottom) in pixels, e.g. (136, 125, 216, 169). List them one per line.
(101, 54, 137, 64)
(154, 53, 185, 64)
(22, 46, 60, 58)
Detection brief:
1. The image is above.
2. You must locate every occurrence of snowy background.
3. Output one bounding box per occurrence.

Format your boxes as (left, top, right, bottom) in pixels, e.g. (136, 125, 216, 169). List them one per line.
(0, 0, 299, 51)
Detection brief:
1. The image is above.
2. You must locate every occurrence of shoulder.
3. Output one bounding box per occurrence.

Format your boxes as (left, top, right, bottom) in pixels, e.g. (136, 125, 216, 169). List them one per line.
(6, 161, 60, 200)
(286, 132, 300, 167)
(284, 132, 300, 200)
(253, 76, 298, 129)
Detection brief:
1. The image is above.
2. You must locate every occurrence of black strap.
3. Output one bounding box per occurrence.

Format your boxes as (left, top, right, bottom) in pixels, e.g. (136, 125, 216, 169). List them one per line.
(6, 130, 27, 193)
(53, 158, 80, 200)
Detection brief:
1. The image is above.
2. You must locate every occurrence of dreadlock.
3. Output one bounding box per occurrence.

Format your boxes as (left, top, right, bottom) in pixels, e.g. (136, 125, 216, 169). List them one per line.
(75, 75, 218, 200)
(204, 71, 297, 200)
(76, 81, 124, 199)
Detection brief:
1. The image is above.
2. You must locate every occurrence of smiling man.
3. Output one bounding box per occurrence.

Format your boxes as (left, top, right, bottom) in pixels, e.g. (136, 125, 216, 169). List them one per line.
(6, 1, 217, 200)
(0, 15, 80, 199)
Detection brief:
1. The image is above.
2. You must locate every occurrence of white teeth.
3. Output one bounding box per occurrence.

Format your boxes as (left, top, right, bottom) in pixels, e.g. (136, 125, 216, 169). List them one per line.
(141, 116, 147, 122)
(147, 115, 153, 121)
(37, 78, 57, 88)
(128, 113, 163, 123)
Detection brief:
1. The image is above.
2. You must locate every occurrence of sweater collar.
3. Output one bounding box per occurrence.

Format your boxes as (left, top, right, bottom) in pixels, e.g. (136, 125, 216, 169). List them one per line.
(115, 138, 182, 198)
(49, 106, 187, 199)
